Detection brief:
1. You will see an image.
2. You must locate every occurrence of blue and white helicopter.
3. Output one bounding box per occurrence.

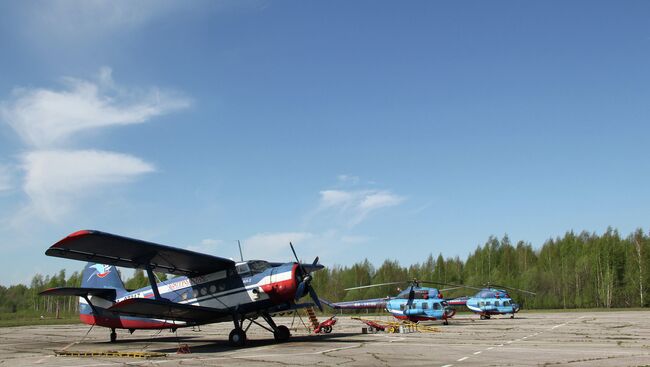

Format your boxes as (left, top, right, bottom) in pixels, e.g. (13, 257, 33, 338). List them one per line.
(448, 284, 536, 319)
(40, 230, 324, 346)
(323, 280, 460, 324)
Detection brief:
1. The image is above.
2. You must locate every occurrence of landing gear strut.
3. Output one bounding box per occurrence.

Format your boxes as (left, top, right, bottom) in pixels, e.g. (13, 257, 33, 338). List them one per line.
(110, 328, 117, 343)
(228, 328, 246, 347)
(228, 312, 292, 347)
(229, 314, 247, 347)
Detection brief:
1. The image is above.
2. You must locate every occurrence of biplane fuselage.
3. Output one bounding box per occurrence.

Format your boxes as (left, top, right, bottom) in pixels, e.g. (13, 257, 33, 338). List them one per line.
(79, 261, 301, 330)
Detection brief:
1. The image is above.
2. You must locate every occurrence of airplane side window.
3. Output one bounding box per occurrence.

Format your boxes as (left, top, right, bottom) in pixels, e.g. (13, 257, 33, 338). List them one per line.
(422, 302, 428, 309)
(192, 289, 199, 299)
(400, 304, 406, 311)
(494, 301, 500, 306)
(503, 301, 509, 306)
(480, 301, 485, 307)
(200, 287, 207, 296)
(486, 301, 491, 306)
(218, 281, 226, 291)
(209, 285, 216, 294)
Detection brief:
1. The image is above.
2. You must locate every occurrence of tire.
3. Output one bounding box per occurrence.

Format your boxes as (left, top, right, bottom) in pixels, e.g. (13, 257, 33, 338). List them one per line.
(229, 328, 247, 347)
(322, 325, 332, 334)
(274, 325, 291, 342)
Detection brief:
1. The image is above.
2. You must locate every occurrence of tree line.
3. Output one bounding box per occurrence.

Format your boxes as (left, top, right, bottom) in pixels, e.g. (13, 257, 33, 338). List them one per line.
(312, 227, 648, 309)
(0, 227, 647, 316)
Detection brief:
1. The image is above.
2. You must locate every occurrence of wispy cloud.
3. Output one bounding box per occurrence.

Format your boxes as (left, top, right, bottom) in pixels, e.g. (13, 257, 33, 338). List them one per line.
(0, 164, 13, 192)
(0, 68, 189, 221)
(243, 232, 313, 260)
(1, 67, 190, 148)
(187, 238, 224, 255)
(22, 150, 154, 220)
(318, 189, 405, 227)
(337, 174, 360, 185)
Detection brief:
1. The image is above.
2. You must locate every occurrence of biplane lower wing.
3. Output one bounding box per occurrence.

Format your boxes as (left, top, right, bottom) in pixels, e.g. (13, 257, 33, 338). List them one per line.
(108, 298, 230, 324)
(321, 298, 388, 310)
(39, 287, 117, 300)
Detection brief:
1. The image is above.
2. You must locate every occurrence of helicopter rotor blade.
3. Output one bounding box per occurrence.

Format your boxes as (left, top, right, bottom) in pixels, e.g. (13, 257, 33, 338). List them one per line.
(487, 283, 537, 296)
(344, 281, 407, 291)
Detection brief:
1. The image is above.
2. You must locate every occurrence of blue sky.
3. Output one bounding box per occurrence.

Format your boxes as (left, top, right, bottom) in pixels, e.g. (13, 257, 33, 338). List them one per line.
(0, 1, 649, 285)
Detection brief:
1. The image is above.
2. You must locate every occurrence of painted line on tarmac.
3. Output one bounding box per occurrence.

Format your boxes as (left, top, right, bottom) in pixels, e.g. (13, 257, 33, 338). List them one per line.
(457, 356, 469, 362)
(473, 351, 482, 355)
(441, 364, 453, 367)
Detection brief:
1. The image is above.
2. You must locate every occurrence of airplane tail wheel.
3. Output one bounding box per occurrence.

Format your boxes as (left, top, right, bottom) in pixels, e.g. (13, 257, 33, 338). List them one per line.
(229, 328, 247, 347)
(110, 329, 117, 343)
(274, 325, 291, 342)
(322, 325, 332, 334)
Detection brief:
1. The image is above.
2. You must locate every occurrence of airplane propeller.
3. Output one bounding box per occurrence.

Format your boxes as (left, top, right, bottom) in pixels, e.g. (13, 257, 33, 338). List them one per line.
(290, 242, 323, 311)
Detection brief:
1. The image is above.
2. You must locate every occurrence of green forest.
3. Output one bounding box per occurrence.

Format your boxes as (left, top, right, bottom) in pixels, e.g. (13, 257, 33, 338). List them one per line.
(1, 228, 648, 319)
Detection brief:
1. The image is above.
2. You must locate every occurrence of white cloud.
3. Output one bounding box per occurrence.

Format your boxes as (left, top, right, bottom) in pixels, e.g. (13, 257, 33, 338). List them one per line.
(22, 150, 154, 220)
(187, 238, 224, 255)
(244, 232, 313, 260)
(1, 67, 190, 148)
(317, 189, 405, 227)
(337, 174, 359, 185)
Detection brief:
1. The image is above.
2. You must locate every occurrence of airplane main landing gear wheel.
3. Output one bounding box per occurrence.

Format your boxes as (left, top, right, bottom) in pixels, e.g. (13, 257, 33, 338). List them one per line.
(321, 325, 332, 334)
(110, 329, 117, 343)
(510, 314, 515, 319)
(229, 328, 247, 347)
(274, 325, 291, 342)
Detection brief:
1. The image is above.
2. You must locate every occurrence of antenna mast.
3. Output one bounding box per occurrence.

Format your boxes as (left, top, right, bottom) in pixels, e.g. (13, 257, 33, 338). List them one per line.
(237, 240, 244, 262)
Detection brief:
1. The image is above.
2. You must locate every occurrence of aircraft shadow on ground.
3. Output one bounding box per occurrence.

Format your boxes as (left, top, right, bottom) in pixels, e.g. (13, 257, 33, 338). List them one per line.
(150, 333, 369, 354)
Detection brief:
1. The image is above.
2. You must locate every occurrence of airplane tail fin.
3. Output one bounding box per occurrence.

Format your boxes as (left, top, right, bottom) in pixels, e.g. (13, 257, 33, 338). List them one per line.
(81, 262, 127, 298)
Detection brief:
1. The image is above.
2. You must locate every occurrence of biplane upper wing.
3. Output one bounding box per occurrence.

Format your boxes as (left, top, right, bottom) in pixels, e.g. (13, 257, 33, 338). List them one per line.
(321, 298, 388, 310)
(45, 230, 236, 277)
(108, 298, 230, 323)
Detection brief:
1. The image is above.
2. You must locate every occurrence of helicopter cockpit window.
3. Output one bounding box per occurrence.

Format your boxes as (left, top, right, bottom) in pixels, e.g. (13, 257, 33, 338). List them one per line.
(503, 301, 510, 306)
(422, 302, 428, 309)
(494, 301, 500, 306)
(433, 302, 442, 310)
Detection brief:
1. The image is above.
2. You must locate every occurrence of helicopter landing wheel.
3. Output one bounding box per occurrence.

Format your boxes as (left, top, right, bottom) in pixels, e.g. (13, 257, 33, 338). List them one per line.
(229, 328, 247, 347)
(480, 315, 486, 320)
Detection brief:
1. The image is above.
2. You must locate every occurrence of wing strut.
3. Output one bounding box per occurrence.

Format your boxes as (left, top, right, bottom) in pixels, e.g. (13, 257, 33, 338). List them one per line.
(146, 266, 162, 300)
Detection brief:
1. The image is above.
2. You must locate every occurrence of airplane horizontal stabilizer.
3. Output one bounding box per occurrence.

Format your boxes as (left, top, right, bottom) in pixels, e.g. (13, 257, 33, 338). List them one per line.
(39, 287, 117, 301)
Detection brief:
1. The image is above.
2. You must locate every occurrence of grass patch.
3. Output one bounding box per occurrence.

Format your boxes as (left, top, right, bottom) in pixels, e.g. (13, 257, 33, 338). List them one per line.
(0, 311, 80, 327)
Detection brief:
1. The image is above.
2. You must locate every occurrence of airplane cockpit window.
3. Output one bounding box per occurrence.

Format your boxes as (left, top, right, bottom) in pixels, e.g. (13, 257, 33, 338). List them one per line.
(247, 260, 271, 275)
(236, 263, 251, 275)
